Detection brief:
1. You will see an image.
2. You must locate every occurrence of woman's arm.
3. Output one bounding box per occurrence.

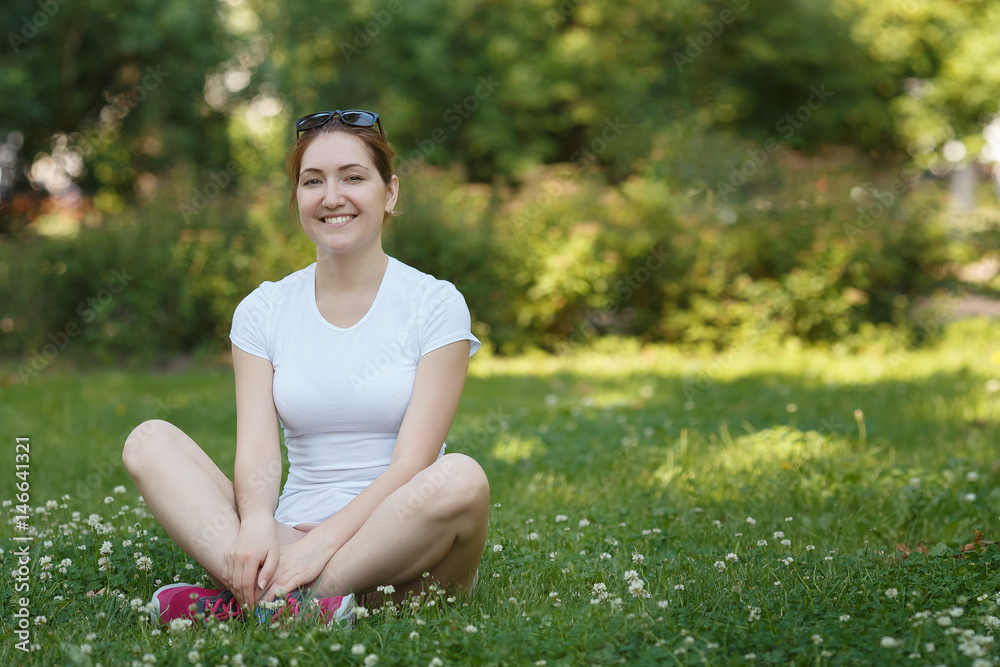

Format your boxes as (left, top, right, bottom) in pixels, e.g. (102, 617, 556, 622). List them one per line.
(227, 345, 284, 606)
(263, 339, 471, 599)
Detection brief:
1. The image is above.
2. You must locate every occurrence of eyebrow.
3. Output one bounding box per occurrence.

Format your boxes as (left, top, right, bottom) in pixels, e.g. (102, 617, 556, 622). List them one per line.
(299, 163, 372, 176)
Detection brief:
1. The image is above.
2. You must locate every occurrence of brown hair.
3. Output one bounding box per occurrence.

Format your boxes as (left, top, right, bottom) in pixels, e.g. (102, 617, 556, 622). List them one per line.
(285, 121, 396, 218)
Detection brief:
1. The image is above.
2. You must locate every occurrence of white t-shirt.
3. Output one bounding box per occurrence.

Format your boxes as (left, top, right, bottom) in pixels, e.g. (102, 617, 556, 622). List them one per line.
(229, 256, 480, 525)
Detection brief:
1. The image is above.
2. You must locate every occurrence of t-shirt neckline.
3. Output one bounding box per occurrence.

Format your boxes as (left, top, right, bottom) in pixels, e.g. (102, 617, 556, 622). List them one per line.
(309, 256, 394, 332)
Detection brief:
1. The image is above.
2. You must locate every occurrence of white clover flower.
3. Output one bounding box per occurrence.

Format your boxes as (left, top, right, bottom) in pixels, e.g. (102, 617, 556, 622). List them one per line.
(757, 540, 767, 547)
(773, 531, 784, 539)
(429, 659, 444, 667)
(103, 496, 114, 504)
(880, 637, 900, 648)
(885, 588, 898, 599)
(811, 634, 823, 644)
(364, 655, 378, 667)
(714, 561, 727, 572)
(948, 607, 964, 618)
(805, 545, 815, 551)
(578, 519, 590, 528)
(169, 618, 192, 633)
(674, 584, 685, 591)
(136, 556, 152, 572)
(657, 600, 669, 609)
(839, 615, 850, 622)
(780, 539, 791, 547)
(937, 616, 952, 627)
(781, 557, 793, 565)
(353, 606, 369, 619)
(632, 552, 645, 564)
(712, 520, 723, 528)
(80, 645, 93, 655)
(408, 631, 419, 640)
(351, 644, 366, 655)
(492, 544, 503, 553)
(528, 532, 538, 540)
(747, 606, 760, 622)
(963, 493, 977, 502)
(555, 515, 568, 523)
(746, 517, 756, 525)
(627, 578, 649, 598)
(967, 471, 979, 481)
(34, 616, 47, 625)
(100, 541, 113, 555)
(982, 615, 1000, 630)
(726, 552, 739, 562)
(465, 624, 478, 633)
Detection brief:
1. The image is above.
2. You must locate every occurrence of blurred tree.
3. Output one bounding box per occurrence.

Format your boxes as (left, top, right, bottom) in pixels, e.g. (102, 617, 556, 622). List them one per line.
(0, 0, 232, 230)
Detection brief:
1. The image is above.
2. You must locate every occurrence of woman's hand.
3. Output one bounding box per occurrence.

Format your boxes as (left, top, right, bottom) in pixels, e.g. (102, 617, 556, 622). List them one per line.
(223, 517, 280, 607)
(262, 537, 332, 602)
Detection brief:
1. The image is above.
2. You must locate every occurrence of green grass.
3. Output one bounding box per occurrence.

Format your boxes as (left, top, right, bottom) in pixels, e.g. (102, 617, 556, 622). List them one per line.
(1, 319, 999, 665)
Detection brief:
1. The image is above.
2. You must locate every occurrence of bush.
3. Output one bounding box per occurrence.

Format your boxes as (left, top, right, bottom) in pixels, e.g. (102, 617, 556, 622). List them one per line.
(0, 132, 985, 366)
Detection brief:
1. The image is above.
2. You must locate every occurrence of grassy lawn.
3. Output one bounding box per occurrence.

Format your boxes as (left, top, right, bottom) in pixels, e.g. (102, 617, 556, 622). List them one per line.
(1, 319, 999, 665)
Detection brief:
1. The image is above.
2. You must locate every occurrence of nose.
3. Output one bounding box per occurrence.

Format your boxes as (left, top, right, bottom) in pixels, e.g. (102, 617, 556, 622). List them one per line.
(322, 181, 346, 208)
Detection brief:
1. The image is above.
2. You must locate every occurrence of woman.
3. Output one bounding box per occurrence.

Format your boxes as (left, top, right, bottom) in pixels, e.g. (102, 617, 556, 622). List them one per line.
(122, 109, 490, 624)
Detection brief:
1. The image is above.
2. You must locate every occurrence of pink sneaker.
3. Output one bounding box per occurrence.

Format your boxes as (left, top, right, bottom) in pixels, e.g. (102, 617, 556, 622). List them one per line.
(260, 589, 355, 626)
(150, 583, 242, 623)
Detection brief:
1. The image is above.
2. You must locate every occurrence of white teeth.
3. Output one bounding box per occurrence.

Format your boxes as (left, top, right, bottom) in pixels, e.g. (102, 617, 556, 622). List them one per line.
(322, 215, 354, 224)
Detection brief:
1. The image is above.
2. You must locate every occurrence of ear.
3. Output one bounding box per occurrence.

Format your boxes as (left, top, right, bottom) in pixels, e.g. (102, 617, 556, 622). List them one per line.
(385, 175, 399, 214)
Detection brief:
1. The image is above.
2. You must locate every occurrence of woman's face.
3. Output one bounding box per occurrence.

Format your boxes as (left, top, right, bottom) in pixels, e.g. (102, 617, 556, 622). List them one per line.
(295, 131, 398, 257)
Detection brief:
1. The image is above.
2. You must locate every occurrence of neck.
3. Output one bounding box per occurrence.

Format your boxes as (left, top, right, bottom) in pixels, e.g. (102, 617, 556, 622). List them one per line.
(314, 243, 388, 295)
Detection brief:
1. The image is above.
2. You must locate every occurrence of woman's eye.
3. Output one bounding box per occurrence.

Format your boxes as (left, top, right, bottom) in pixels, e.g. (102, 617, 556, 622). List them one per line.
(346, 175, 363, 182)
(301, 178, 319, 186)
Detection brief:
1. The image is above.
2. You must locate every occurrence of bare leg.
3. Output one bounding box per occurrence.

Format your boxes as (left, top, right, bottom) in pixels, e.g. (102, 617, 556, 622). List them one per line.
(122, 419, 288, 587)
(308, 453, 490, 601)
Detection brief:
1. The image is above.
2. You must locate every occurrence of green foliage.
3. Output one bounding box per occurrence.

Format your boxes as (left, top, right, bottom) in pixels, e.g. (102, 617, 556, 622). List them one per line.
(0, 0, 233, 213)
(1, 324, 998, 664)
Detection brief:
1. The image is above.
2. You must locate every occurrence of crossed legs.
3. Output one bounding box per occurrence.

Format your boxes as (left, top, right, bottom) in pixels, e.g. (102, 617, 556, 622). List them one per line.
(122, 419, 490, 600)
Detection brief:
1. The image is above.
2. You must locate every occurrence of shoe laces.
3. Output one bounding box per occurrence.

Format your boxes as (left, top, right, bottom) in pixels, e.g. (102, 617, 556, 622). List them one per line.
(198, 590, 240, 619)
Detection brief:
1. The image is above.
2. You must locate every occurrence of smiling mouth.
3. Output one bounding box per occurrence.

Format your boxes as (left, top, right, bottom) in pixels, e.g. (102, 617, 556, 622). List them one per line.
(320, 215, 357, 224)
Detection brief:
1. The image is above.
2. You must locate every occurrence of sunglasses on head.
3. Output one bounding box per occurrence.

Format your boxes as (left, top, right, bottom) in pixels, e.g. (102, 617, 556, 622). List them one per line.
(295, 110, 384, 140)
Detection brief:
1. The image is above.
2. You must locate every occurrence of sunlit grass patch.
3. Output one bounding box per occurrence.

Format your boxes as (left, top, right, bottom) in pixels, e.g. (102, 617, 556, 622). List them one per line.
(1, 319, 998, 665)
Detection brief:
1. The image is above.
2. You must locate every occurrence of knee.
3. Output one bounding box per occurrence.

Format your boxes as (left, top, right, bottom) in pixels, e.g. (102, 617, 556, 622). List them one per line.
(122, 419, 174, 473)
(430, 454, 490, 517)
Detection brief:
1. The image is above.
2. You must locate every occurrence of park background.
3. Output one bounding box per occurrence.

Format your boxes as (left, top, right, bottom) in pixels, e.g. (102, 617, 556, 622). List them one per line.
(1, 0, 1000, 665)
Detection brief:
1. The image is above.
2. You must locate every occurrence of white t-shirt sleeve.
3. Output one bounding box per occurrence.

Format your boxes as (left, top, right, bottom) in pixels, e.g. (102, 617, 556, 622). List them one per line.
(229, 287, 273, 360)
(419, 282, 481, 358)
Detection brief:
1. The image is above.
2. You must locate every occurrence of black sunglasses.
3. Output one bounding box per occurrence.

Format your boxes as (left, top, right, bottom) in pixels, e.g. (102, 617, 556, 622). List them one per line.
(295, 110, 384, 140)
